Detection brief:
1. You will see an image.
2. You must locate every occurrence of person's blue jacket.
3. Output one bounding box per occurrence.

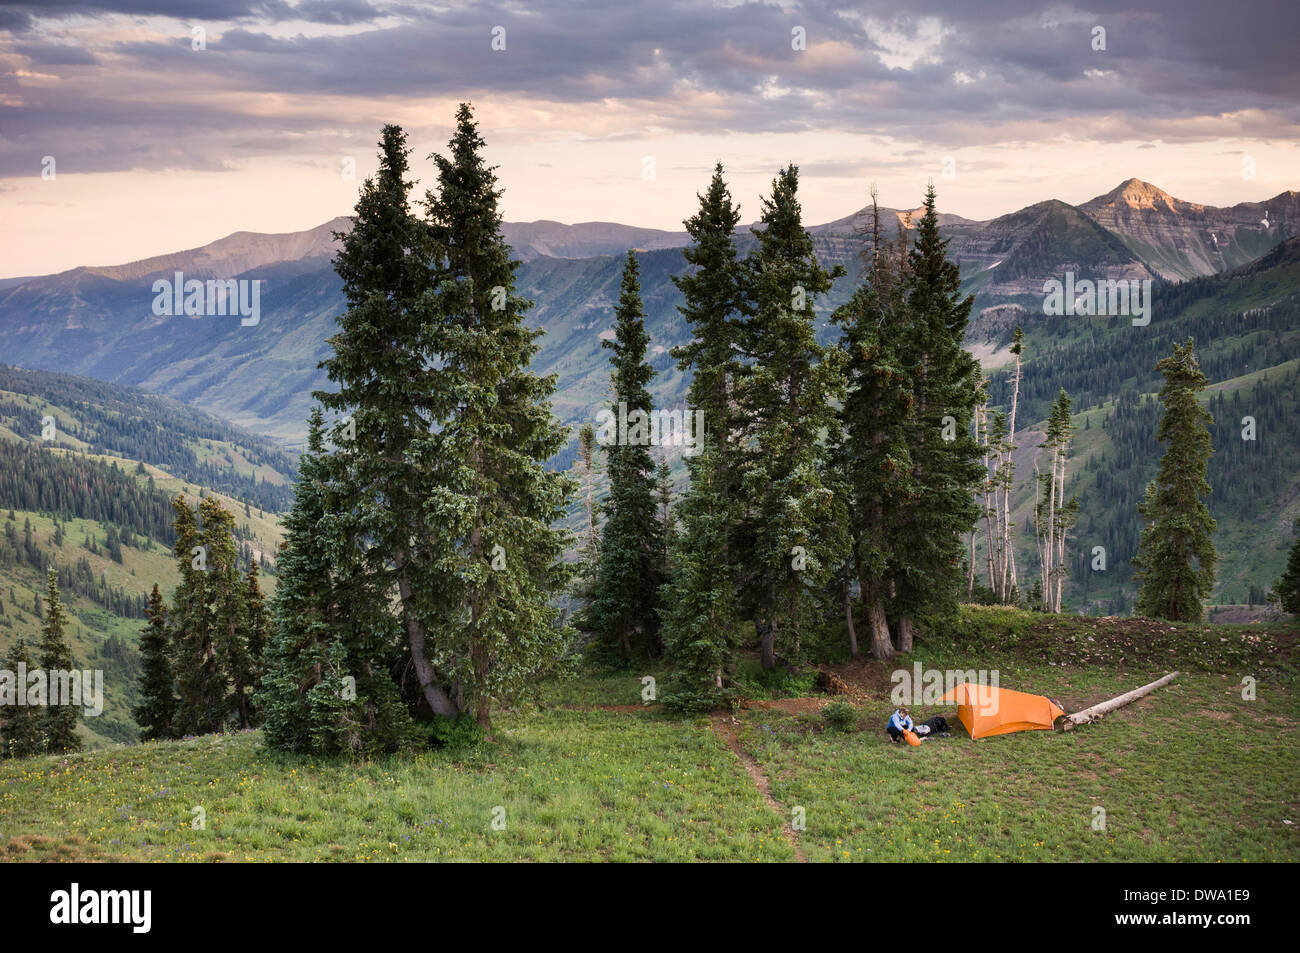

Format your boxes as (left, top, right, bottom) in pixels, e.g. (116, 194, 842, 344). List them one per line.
(888, 710, 914, 733)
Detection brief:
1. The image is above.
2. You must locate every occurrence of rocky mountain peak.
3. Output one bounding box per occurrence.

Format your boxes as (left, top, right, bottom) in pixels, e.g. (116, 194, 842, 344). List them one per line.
(1091, 178, 1185, 212)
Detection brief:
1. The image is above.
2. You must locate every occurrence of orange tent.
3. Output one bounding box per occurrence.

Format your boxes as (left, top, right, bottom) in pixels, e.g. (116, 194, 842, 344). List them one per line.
(937, 683, 1066, 739)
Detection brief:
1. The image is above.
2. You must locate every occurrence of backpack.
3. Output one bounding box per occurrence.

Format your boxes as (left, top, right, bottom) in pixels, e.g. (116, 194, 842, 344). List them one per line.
(922, 716, 951, 736)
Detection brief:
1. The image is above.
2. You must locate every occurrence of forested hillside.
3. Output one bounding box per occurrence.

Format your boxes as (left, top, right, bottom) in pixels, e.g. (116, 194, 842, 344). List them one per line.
(981, 237, 1300, 613)
(0, 372, 286, 747)
(0, 364, 297, 512)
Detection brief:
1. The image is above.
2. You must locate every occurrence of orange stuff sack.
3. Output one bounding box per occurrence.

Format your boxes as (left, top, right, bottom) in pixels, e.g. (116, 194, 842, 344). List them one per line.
(903, 729, 921, 746)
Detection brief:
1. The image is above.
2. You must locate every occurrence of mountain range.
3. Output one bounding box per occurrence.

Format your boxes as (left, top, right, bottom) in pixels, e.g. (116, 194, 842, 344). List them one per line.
(1, 178, 1298, 616)
(0, 178, 1295, 444)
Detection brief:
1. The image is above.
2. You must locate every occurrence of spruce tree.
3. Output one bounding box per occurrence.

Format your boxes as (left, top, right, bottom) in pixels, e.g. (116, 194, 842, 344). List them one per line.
(200, 497, 252, 729)
(134, 583, 176, 741)
(1133, 338, 1217, 621)
(418, 104, 575, 729)
(735, 165, 847, 670)
(671, 162, 746, 499)
(1, 637, 44, 758)
(318, 110, 574, 734)
(40, 569, 80, 753)
(660, 446, 739, 708)
(259, 416, 324, 753)
(262, 408, 414, 755)
(662, 163, 746, 694)
(243, 561, 270, 723)
(316, 121, 465, 727)
(890, 185, 983, 648)
(1274, 520, 1300, 614)
(590, 251, 666, 662)
(170, 496, 224, 735)
(831, 189, 913, 660)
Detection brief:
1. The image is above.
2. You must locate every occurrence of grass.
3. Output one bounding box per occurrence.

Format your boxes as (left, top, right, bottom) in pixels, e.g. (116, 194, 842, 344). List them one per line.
(739, 666, 1297, 862)
(0, 709, 793, 862)
(2, 607, 1295, 862)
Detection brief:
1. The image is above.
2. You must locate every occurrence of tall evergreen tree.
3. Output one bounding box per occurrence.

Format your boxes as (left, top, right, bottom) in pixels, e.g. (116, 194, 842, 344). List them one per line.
(40, 568, 80, 753)
(316, 110, 573, 735)
(832, 189, 913, 660)
(1274, 519, 1300, 614)
(263, 408, 397, 753)
(1133, 338, 1217, 621)
(170, 496, 224, 735)
(660, 446, 739, 708)
(662, 164, 746, 694)
(590, 251, 666, 662)
(199, 497, 252, 729)
(418, 104, 575, 729)
(260, 412, 327, 753)
(735, 165, 847, 670)
(315, 121, 457, 727)
(244, 561, 270, 691)
(890, 185, 984, 649)
(134, 583, 176, 741)
(671, 163, 746, 497)
(1, 637, 43, 758)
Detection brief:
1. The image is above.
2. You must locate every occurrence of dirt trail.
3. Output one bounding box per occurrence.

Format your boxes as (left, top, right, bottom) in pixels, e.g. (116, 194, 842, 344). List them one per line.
(709, 713, 808, 863)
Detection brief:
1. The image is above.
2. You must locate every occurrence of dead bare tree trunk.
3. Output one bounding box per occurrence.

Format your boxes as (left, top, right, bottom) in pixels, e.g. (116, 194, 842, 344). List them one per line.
(1053, 441, 1068, 612)
(1046, 442, 1059, 612)
(980, 405, 996, 594)
(968, 530, 977, 600)
(1064, 672, 1180, 729)
(1004, 339, 1022, 600)
(844, 581, 859, 659)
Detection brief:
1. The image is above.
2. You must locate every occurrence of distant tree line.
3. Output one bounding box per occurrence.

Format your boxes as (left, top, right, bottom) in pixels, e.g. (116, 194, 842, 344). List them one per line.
(0, 362, 296, 513)
(0, 440, 177, 543)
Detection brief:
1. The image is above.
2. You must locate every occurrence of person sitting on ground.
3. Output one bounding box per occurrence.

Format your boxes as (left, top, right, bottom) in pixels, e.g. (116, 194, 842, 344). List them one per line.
(886, 706, 915, 743)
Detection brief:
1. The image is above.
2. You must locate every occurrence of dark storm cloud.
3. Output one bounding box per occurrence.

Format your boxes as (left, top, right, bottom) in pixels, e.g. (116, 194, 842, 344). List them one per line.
(1, 0, 1297, 177)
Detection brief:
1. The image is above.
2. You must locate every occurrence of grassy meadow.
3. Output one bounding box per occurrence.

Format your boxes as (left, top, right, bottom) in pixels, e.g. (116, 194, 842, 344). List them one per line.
(1, 607, 1295, 862)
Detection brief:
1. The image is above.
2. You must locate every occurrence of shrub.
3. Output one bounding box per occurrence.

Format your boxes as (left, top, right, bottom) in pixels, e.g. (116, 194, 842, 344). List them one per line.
(822, 699, 859, 733)
(426, 713, 486, 751)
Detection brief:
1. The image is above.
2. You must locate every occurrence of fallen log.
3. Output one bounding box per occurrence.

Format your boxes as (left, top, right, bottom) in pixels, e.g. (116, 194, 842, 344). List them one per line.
(1061, 671, 1179, 730)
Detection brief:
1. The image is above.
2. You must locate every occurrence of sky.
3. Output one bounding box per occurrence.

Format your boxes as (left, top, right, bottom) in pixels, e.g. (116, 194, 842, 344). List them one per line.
(1, 0, 1297, 277)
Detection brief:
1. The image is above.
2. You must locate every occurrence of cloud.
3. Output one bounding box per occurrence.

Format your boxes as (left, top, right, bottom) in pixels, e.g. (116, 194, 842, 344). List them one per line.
(0, 0, 1295, 178)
